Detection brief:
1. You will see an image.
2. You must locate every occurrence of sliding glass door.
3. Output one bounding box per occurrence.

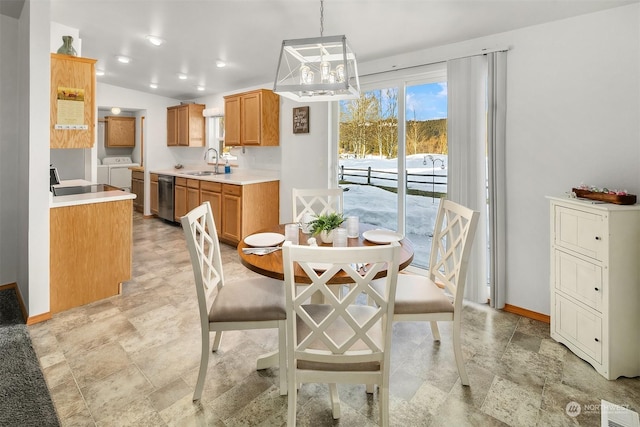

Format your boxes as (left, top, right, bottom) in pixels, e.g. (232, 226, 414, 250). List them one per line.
(338, 74, 448, 269)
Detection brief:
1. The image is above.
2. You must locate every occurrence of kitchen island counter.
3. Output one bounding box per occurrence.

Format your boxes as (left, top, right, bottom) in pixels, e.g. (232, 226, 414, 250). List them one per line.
(50, 179, 136, 208)
(49, 179, 134, 314)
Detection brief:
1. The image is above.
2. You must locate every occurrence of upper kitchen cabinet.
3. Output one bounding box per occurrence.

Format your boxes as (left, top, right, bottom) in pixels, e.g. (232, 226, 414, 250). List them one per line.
(50, 53, 97, 148)
(105, 116, 135, 147)
(224, 89, 279, 146)
(167, 103, 205, 147)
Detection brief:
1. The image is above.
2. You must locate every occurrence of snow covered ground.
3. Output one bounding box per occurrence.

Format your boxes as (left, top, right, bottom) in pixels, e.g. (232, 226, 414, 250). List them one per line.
(339, 154, 448, 268)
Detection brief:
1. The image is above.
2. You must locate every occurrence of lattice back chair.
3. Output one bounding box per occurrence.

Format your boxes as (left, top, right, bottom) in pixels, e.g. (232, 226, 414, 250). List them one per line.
(282, 241, 401, 427)
(373, 199, 479, 385)
(181, 202, 287, 401)
(292, 188, 344, 224)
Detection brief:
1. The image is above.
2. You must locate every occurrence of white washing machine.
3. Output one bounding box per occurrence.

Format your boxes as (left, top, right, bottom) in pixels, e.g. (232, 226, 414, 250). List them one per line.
(97, 157, 140, 191)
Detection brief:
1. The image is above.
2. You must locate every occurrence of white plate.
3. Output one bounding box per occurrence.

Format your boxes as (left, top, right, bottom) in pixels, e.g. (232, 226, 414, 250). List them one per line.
(362, 229, 404, 244)
(244, 232, 285, 247)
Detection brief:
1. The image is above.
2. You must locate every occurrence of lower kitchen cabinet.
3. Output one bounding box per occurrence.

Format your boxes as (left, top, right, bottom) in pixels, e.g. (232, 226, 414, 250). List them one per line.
(50, 199, 132, 313)
(187, 179, 201, 213)
(150, 173, 159, 215)
(221, 184, 242, 243)
(173, 177, 279, 245)
(197, 180, 279, 245)
(174, 177, 187, 221)
(200, 181, 222, 233)
(131, 170, 144, 213)
(175, 177, 201, 221)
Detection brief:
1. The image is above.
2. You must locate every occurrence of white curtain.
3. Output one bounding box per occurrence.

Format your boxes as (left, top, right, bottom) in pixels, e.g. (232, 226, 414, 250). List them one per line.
(487, 52, 508, 309)
(447, 55, 488, 303)
(447, 52, 508, 305)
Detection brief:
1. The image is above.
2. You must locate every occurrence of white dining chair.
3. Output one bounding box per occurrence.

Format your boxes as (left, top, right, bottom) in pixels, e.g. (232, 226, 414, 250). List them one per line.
(181, 201, 287, 401)
(373, 199, 479, 385)
(292, 188, 344, 224)
(282, 241, 401, 426)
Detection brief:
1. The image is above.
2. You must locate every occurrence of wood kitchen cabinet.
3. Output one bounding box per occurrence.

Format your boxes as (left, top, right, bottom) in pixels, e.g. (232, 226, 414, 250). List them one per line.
(105, 116, 135, 147)
(50, 199, 132, 313)
(50, 53, 97, 148)
(200, 181, 222, 233)
(131, 170, 144, 213)
(174, 177, 201, 221)
(194, 180, 280, 245)
(150, 173, 159, 215)
(174, 177, 187, 221)
(221, 184, 243, 243)
(548, 197, 640, 380)
(224, 89, 279, 147)
(187, 179, 201, 213)
(167, 103, 205, 147)
(174, 176, 279, 245)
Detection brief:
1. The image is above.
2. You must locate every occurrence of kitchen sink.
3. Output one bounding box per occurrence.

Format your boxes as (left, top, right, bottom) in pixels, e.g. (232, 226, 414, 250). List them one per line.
(183, 170, 221, 176)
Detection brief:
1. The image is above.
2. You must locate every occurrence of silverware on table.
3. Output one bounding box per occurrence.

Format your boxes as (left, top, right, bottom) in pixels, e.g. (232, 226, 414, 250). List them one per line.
(242, 247, 282, 256)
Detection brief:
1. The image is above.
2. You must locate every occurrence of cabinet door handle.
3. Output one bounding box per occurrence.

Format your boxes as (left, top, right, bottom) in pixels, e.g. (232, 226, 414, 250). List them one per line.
(594, 338, 600, 342)
(595, 236, 601, 240)
(594, 287, 600, 291)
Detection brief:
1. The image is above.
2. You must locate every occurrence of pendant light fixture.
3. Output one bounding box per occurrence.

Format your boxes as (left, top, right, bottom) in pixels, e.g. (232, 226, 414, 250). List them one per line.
(273, 0, 360, 102)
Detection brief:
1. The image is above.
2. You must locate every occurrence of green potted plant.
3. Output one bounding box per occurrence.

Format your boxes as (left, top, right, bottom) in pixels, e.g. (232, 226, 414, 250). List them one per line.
(308, 212, 345, 243)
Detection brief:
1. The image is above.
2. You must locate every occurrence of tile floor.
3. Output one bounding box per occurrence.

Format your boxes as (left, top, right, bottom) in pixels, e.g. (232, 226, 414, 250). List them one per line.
(29, 213, 640, 426)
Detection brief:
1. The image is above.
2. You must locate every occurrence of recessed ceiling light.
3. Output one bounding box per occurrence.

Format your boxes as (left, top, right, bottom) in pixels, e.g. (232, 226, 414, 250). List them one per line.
(215, 60, 226, 68)
(116, 55, 131, 64)
(196, 86, 205, 91)
(149, 83, 158, 89)
(145, 35, 165, 46)
(95, 69, 105, 76)
(177, 73, 187, 80)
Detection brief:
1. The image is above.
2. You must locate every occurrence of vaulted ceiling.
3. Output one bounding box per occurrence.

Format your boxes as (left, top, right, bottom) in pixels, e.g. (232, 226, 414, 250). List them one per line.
(3, 0, 636, 100)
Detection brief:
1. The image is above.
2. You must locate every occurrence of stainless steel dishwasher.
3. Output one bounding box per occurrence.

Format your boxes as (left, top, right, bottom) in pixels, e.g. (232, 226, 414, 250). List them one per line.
(157, 175, 174, 222)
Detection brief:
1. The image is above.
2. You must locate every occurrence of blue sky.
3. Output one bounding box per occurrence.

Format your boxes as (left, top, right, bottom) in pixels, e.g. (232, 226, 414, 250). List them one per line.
(406, 82, 447, 121)
(340, 81, 448, 122)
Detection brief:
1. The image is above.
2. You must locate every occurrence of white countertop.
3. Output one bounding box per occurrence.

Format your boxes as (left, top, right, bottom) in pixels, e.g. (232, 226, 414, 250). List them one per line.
(150, 167, 280, 185)
(50, 180, 136, 208)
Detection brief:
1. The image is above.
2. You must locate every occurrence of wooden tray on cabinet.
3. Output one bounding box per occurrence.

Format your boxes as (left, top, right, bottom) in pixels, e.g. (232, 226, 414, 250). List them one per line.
(572, 188, 637, 205)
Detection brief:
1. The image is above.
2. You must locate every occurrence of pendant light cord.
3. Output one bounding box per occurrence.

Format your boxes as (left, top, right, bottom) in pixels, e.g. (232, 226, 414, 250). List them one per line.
(320, 0, 324, 37)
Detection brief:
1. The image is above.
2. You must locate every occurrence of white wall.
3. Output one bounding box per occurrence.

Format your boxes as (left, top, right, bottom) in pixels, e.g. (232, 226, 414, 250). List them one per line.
(15, 0, 52, 316)
(0, 14, 19, 287)
(495, 6, 638, 314)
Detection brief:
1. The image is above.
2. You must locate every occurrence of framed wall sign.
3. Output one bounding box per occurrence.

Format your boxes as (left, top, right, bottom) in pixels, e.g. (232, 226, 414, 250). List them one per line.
(293, 106, 309, 134)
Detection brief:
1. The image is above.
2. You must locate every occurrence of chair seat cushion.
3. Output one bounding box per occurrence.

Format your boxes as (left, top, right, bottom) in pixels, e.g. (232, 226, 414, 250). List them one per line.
(209, 277, 286, 322)
(373, 274, 454, 315)
(296, 304, 382, 372)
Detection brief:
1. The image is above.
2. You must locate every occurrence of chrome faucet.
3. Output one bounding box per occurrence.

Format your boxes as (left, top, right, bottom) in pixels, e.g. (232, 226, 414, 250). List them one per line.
(204, 148, 219, 174)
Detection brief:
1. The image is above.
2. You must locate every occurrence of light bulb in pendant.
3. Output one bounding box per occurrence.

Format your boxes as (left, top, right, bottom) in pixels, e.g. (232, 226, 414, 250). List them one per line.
(300, 65, 311, 84)
(335, 64, 345, 83)
(320, 61, 330, 83)
(329, 71, 337, 84)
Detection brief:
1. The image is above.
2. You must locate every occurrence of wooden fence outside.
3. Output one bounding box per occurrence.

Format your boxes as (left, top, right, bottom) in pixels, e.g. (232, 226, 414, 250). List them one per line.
(339, 165, 447, 194)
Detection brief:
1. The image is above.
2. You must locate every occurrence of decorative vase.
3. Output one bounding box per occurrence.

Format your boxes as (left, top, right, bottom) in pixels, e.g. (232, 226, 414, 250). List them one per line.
(320, 229, 335, 244)
(57, 36, 77, 56)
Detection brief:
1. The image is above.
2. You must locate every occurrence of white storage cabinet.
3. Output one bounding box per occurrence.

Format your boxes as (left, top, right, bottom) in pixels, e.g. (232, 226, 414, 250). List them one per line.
(548, 196, 640, 380)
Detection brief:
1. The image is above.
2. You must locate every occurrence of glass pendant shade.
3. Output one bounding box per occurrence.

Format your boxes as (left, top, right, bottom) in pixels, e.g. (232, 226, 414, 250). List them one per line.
(274, 35, 360, 102)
